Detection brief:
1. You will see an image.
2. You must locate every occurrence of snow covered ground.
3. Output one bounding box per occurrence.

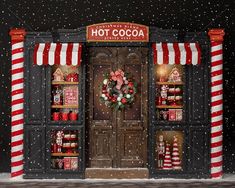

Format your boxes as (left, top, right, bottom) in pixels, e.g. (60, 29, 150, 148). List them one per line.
(0, 173, 235, 182)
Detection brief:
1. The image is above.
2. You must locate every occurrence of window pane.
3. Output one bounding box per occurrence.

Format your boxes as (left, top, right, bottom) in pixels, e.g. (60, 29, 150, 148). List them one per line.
(51, 65, 79, 122)
(155, 131, 184, 170)
(155, 65, 184, 122)
(50, 130, 79, 170)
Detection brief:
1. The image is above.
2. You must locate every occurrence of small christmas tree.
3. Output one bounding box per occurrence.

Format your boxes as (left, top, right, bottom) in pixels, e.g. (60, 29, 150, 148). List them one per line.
(172, 136, 182, 169)
(162, 143, 172, 170)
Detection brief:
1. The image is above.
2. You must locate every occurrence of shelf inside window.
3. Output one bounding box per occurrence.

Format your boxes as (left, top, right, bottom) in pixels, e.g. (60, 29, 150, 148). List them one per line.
(51, 65, 80, 122)
(156, 82, 184, 85)
(52, 81, 79, 85)
(156, 105, 183, 109)
(50, 130, 80, 171)
(51, 153, 79, 157)
(155, 65, 184, 122)
(51, 105, 78, 109)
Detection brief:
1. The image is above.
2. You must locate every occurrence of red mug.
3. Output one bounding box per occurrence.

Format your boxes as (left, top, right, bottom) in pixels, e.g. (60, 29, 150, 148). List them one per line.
(61, 112, 69, 121)
(52, 112, 60, 121)
(69, 112, 78, 121)
(156, 96, 162, 105)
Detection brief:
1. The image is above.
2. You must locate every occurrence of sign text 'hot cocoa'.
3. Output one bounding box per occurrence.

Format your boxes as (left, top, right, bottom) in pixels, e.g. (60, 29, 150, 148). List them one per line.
(86, 22, 149, 42)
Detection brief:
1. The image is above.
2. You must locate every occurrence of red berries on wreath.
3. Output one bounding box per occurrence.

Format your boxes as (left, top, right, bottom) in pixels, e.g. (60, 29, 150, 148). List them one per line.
(100, 69, 137, 110)
(121, 98, 127, 104)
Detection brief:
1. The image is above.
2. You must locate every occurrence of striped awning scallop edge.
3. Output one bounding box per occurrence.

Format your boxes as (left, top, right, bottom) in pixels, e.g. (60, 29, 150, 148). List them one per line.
(152, 43, 201, 65)
(33, 43, 82, 66)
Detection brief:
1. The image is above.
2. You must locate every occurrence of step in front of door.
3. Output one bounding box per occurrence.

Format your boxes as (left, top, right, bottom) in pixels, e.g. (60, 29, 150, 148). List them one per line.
(85, 168, 149, 179)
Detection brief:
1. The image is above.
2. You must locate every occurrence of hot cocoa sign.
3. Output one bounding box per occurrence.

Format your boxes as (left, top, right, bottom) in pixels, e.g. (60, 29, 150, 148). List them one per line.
(87, 22, 149, 42)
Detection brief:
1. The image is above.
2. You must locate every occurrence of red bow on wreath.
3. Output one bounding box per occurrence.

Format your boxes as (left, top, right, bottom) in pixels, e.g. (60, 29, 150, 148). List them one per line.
(110, 69, 124, 90)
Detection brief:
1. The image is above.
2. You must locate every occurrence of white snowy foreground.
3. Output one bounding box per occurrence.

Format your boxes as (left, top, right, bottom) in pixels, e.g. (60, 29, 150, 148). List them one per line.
(0, 173, 235, 182)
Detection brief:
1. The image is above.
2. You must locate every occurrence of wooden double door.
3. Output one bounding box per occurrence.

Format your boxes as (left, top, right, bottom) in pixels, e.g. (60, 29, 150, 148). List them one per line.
(87, 47, 148, 168)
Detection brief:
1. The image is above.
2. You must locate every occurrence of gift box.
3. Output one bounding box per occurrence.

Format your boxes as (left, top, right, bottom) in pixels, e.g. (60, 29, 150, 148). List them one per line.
(168, 109, 176, 121)
(66, 73, 78, 82)
(70, 157, 78, 170)
(63, 157, 71, 170)
(175, 109, 183, 121)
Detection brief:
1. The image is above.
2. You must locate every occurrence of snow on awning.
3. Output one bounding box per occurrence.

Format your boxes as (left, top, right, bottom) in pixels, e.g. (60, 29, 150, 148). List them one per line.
(152, 43, 201, 65)
(33, 43, 82, 66)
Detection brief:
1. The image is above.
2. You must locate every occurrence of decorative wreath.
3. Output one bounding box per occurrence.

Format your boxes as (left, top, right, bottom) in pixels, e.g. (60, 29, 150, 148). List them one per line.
(100, 69, 137, 110)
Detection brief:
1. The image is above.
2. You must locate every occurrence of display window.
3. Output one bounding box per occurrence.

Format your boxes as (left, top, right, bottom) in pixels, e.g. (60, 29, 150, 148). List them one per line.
(50, 130, 80, 171)
(155, 131, 184, 170)
(155, 65, 184, 122)
(51, 65, 80, 122)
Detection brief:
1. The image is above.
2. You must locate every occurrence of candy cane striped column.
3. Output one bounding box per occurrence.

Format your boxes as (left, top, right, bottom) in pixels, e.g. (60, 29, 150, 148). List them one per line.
(9, 29, 26, 178)
(208, 29, 225, 179)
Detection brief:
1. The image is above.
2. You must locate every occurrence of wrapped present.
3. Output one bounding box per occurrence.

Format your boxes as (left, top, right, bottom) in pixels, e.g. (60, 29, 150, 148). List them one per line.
(63, 86, 78, 105)
(70, 157, 78, 170)
(63, 157, 71, 170)
(175, 109, 183, 121)
(66, 73, 79, 82)
(168, 109, 176, 121)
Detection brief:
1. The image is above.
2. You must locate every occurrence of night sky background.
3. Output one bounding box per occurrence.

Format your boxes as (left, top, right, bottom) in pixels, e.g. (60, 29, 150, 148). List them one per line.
(0, 0, 234, 173)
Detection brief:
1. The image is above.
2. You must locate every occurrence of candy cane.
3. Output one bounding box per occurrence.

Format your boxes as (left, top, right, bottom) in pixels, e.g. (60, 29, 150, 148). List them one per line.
(208, 29, 225, 179)
(9, 29, 26, 178)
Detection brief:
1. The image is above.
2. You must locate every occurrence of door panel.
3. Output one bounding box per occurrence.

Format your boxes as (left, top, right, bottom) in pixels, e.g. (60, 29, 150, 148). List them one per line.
(117, 47, 148, 167)
(87, 47, 148, 168)
(90, 128, 114, 167)
(88, 47, 117, 167)
(24, 126, 45, 173)
(25, 50, 45, 124)
(124, 64, 142, 120)
(93, 64, 112, 120)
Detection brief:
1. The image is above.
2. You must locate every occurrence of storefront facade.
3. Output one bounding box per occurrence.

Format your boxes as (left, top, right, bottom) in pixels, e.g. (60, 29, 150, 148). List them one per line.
(9, 23, 225, 179)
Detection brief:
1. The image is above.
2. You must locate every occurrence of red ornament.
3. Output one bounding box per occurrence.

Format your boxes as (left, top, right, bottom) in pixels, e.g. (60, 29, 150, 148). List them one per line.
(128, 82, 134, 87)
(129, 89, 134, 94)
(121, 98, 127, 104)
(111, 97, 117, 103)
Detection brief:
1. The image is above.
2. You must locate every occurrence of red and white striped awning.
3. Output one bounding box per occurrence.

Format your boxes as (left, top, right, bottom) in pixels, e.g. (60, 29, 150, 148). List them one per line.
(33, 43, 82, 66)
(152, 43, 201, 65)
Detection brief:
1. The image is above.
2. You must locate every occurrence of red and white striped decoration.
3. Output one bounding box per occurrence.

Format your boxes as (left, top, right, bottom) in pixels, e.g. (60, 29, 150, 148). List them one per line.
(152, 43, 201, 65)
(172, 136, 182, 169)
(33, 43, 82, 66)
(209, 29, 225, 179)
(162, 143, 172, 170)
(9, 29, 26, 178)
